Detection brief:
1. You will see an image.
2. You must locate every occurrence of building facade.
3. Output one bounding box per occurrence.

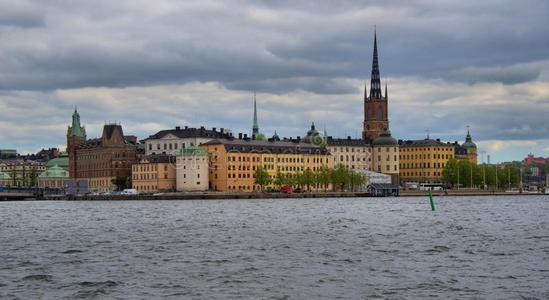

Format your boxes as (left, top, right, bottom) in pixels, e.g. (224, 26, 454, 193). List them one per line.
(67, 108, 86, 178)
(143, 126, 231, 156)
(326, 137, 372, 172)
(372, 131, 400, 183)
(132, 155, 176, 193)
(363, 31, 389, 141)
(399, 138, 455, 183)
(38, 164, 69, 189)
(201, 139, 333, 192)
(0, 159, 46, 187)
(72, 122, 137, 193)
(176, 146, 209, 191)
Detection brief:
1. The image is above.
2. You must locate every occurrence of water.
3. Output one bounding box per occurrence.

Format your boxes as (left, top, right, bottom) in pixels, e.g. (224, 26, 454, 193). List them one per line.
(1, 196, 549, 299)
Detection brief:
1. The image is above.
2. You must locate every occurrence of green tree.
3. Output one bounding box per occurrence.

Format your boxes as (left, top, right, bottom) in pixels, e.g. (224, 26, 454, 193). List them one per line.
(330, 164, 350, 191)
(254, 167, 271, 191)
(316, 166, 331, 192)
(302, 168, 315, 191)
(349, 171, 364, 192)
(112, 176, 131, 191)
(274, 171, 285, 187)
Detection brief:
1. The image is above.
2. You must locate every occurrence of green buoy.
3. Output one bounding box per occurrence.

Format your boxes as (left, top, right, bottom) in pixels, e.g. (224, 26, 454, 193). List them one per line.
(429, 188, 436, 211)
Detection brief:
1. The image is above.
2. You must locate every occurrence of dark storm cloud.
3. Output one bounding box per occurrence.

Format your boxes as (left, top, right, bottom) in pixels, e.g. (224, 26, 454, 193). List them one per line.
(1, 0, 548, 92)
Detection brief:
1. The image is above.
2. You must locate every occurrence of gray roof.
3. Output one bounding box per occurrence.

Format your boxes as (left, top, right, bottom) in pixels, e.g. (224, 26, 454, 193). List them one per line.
(202, 139, 330, 155)
(398, 139, 453, 147)
(144, 126, 230, 141)
(326, 137, 371, 147)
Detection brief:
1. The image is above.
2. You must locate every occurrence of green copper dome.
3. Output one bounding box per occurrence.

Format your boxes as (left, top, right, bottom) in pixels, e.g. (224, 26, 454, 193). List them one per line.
(39, 164, 69, 178)
(46, 154, 69, 169)
(373, 130, 398, 146)
(178, 145, 208, 156)
(462, 129, 477, 149)
(0, 171, 11, 180)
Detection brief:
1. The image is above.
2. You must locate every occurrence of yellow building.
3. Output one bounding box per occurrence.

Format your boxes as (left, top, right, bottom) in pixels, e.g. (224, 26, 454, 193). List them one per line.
(132, 155, 176, 193)
(399, 138, 455, 183)
(201, 139, 334, 192)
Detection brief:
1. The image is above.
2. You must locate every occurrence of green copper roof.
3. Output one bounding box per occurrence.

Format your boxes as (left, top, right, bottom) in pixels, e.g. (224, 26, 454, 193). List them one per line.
(67, 108, 86, 138)
(46, 155, 69, 169)
(0, 171, 11, 180)
(178, 145, 208, 156)
(373, 130, 398, 146)
(39, 164, 69, 178)
(462, 129, 477, 149)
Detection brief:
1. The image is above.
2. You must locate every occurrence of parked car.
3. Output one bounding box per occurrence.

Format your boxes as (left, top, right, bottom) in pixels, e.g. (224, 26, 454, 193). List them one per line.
(265, 188, 279, 193)
(120, 189, 139, 195)
(280, 185, 292, 193)
(293, 187, 304, 193)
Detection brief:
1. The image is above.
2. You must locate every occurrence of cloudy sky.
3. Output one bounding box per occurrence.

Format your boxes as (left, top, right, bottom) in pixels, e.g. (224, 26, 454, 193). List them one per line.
(1, 0, 548, 162)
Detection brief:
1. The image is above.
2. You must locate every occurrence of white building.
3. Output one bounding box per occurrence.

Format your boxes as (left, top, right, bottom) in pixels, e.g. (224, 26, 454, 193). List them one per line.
(176, 146, 209, 192)
(143, 126, 231, 156)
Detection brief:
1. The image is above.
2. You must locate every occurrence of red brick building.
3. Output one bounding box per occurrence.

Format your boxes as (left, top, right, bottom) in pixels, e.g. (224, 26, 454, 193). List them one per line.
(363, 30, 389, 142)
(67, 110, 137, 192)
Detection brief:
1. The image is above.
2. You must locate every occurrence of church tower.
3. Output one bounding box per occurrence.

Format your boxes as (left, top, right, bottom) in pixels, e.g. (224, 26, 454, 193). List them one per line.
(362, 29, 389, 141)
(67, 108, 86, 178)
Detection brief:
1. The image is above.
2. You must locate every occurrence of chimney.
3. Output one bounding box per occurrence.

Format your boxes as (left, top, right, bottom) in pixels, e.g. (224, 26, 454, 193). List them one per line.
(185, 126, 188, 129)
(243, 134, 248, 139)
(175, 126, 180, 130)
(238, 133, 243, 139)
(212, 127, 216, 132)
(347, 136, 351, 140)
(220, 128, 224, 134)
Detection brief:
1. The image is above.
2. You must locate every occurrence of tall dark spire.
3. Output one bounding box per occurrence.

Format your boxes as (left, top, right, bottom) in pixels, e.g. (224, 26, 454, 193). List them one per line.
(369, 28, 382, 99)
(252, 91, 259, 138)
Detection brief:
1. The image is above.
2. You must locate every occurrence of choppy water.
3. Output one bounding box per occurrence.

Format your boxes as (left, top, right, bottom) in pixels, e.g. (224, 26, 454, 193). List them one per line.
(1, 196, 549, 299)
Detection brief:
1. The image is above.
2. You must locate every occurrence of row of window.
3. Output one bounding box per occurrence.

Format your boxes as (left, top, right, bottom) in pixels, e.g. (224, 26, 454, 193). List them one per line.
(402, 171, 442, 177)
(148, 142, 196, 151)
(400, 162, 447, 169)
(400, 153, 452, 160)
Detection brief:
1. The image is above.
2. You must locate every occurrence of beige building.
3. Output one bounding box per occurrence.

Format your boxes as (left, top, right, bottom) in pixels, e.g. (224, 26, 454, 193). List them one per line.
(176, 146, 209, 191)
(132, 155, 176, 193)
(201, 139, 333, 192)
(143, 126, 231, 156)
(399, 138, 455, 183)
(326, 137, 372, 172)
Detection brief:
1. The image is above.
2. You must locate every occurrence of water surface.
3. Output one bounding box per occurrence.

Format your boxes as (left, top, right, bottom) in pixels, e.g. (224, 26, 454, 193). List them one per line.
(1, 196, 549, 299)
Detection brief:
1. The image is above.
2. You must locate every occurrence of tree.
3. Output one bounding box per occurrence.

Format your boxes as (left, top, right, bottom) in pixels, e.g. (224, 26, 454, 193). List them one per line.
(302, 168, 315, 191)
(274, 171, 285, 187)
(316, 166, 331, 192)
(254, 167, 271, 191)
(349, 171, 365, 192)
(112, 176, 131, 191)
(330, 164, 350, 191)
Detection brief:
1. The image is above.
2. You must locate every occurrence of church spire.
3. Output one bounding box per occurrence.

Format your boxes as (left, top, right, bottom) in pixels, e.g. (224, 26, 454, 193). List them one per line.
(369, 27, 382, 99)
(252, 91, 259, 138)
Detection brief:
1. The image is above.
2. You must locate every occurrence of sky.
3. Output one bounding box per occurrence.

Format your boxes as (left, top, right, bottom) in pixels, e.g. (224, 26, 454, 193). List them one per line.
(1, 0, 549, 162)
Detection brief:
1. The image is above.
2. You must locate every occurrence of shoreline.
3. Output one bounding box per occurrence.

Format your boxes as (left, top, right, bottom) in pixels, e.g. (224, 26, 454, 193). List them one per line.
(2, 190, 546, 201)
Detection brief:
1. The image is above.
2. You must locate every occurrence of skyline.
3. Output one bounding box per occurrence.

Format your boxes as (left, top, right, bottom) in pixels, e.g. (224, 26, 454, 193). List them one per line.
(1, 1, 549, 162)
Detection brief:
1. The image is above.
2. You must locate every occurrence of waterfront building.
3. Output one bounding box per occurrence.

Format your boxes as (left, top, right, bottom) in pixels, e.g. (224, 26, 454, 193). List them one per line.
(454, 129, 478, 164)
(143, 126, 231, 156)
(70, 119, 137, 193)
(67, 108, 87, 178)
(363, 30, 389, 141)
(201, 138, 333, 192)
(0, 171, 11, 186)
(132, 155, 176, 193)
(176, 146, 209, 191)
(399, 138, 455, 183)
(325, 137, 372, 172)
(37, 164, 69, 189)
(0, 159, 46, 187)
(46, 152, 69, 171)
(372, 130, 400, 183)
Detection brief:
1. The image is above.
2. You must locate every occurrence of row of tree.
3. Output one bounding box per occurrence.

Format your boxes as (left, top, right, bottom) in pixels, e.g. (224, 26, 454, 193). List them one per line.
(254, 164, 365, 192)
(442, 158, 521, 189)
